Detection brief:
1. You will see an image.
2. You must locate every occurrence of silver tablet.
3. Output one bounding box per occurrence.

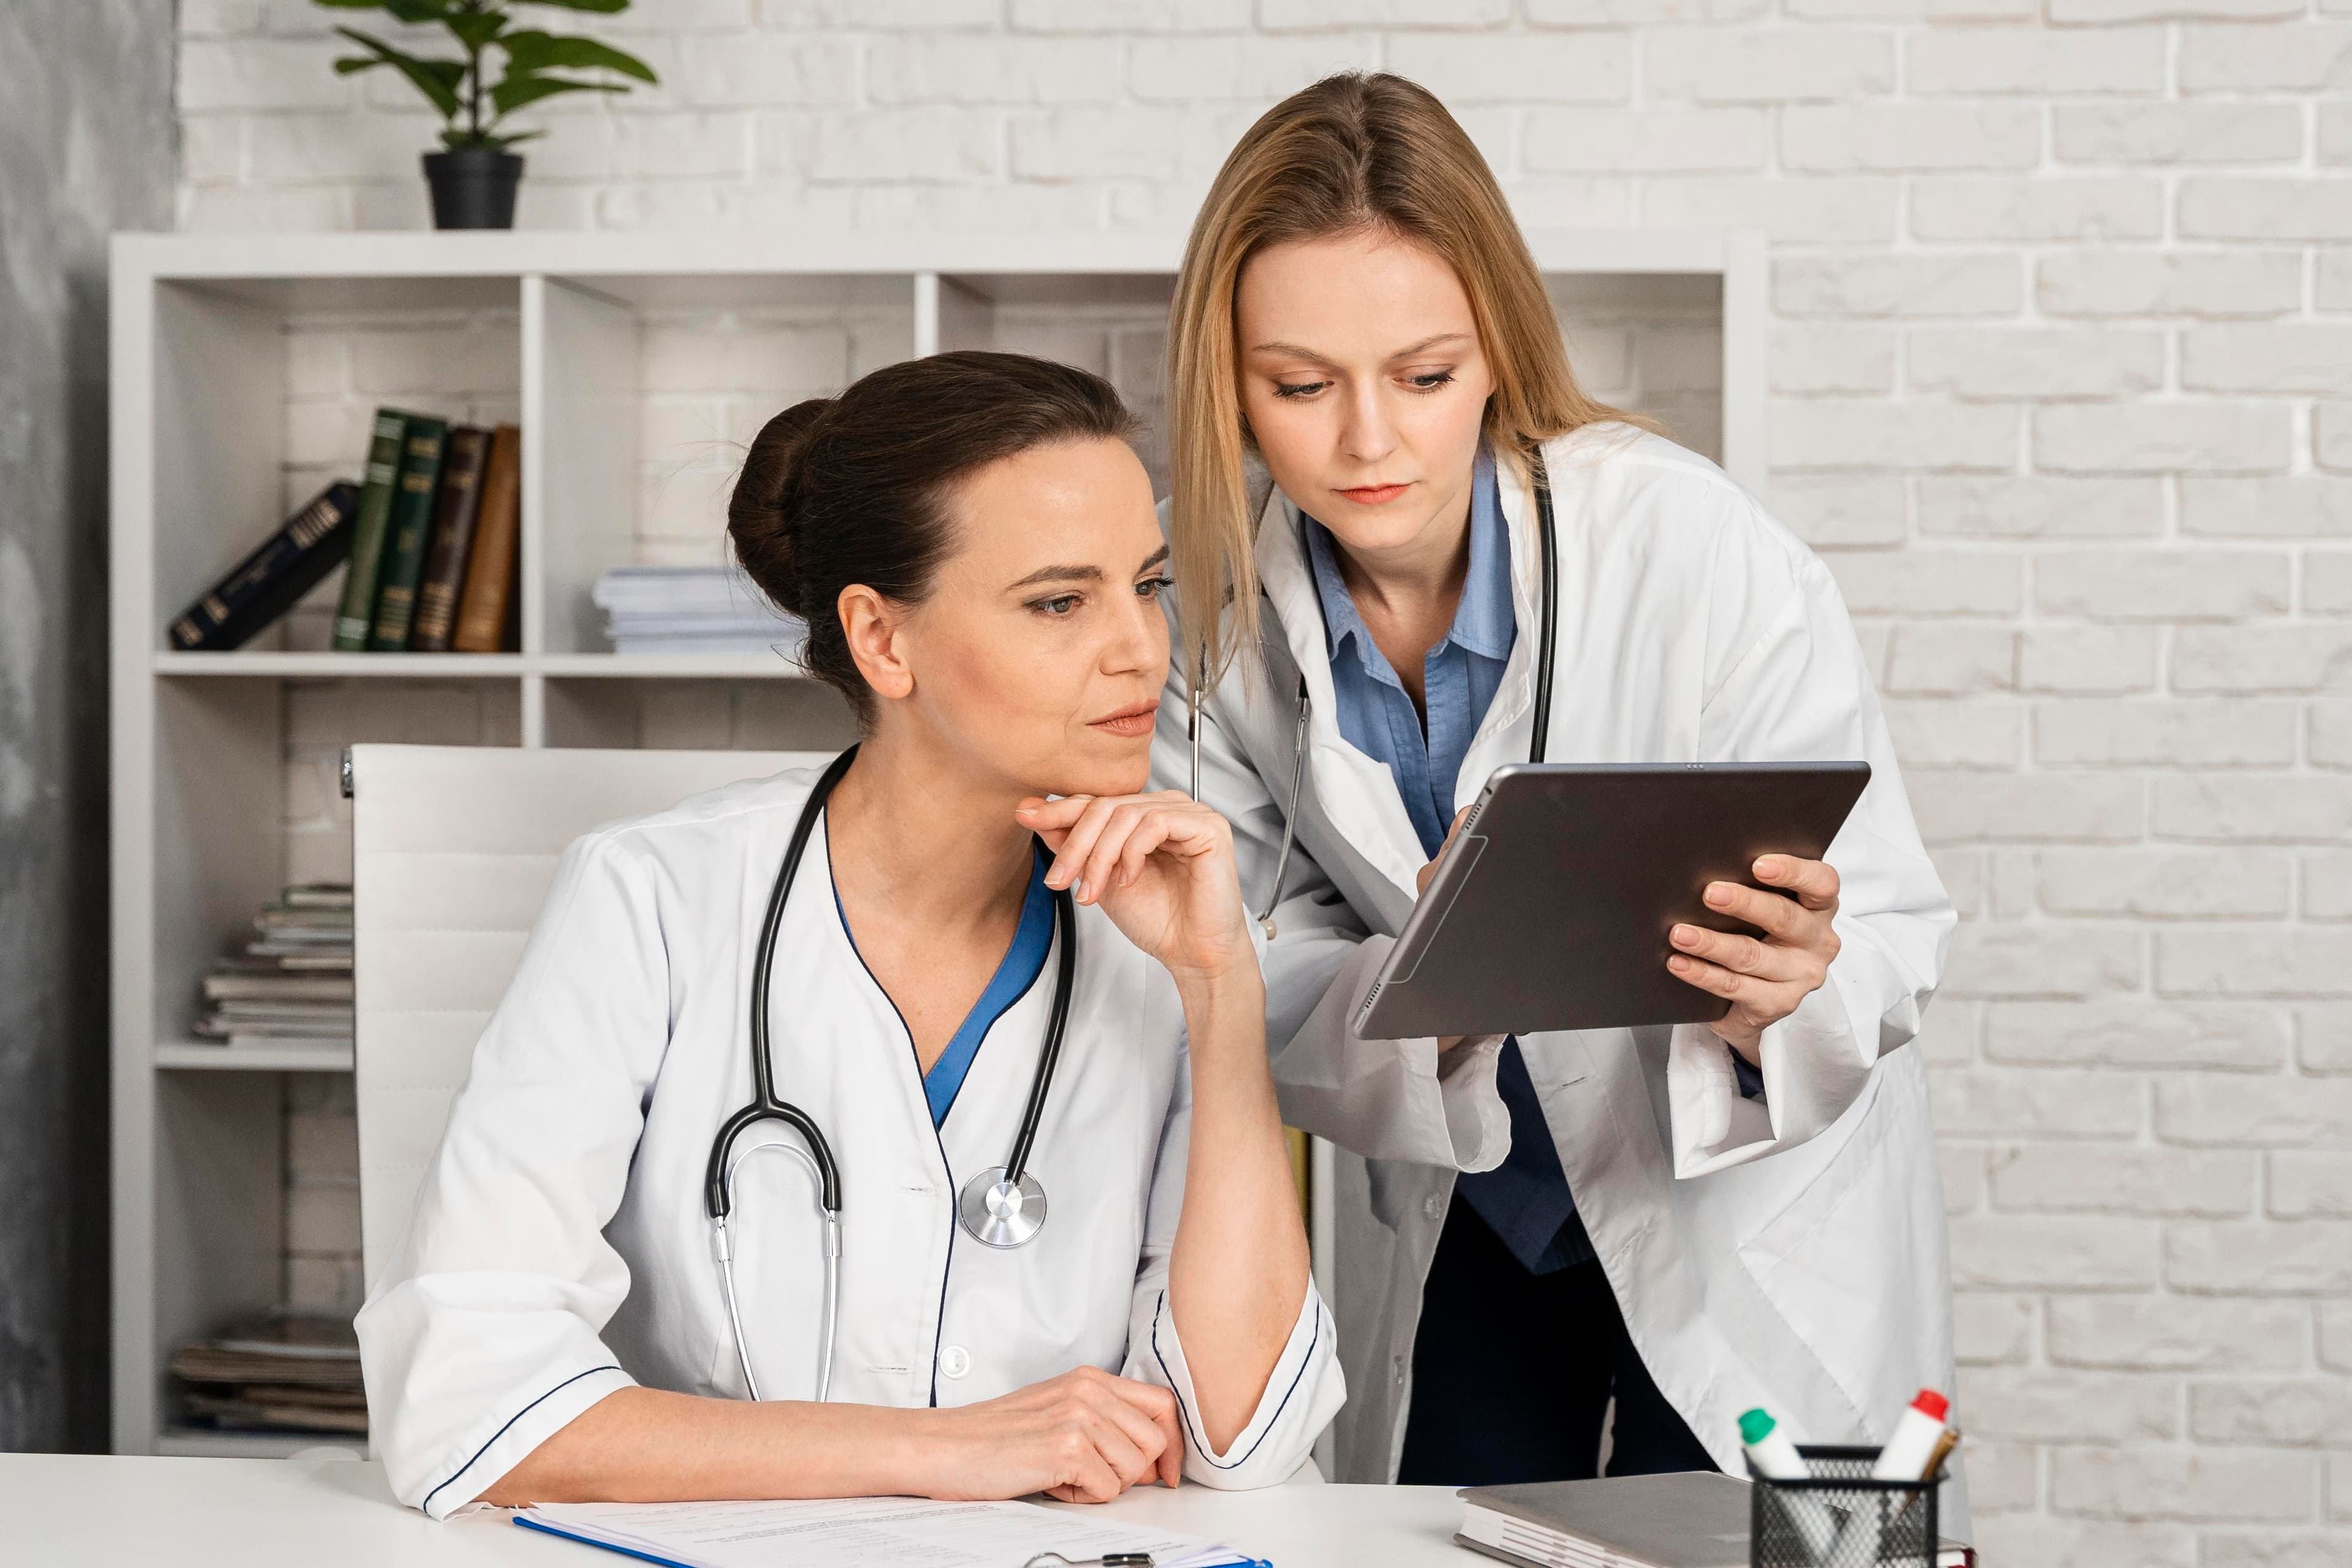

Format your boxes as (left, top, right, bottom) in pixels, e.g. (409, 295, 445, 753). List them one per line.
(1353, 761, 1871, 1041)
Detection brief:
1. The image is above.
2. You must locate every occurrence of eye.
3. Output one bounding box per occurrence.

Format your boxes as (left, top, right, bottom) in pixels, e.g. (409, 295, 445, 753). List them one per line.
(1134, 574, 1174, 599)
(1272, 379, 1330, 400)
(1403, 369, 1457, 393)
(1029, 594, 1083, 617)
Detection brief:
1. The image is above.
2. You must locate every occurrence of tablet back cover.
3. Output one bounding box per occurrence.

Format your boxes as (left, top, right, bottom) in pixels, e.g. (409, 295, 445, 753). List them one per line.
(1357, 762, 1868, 1041)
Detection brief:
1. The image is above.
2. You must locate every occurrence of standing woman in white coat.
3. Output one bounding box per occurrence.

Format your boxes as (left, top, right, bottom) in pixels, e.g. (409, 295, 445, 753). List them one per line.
(357, 352, 1341, 1516)
(1152, 73, 1961, 1518)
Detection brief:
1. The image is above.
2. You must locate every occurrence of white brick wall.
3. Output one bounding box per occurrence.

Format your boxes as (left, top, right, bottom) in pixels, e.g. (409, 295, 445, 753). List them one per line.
(179, 5, 2352, 1558)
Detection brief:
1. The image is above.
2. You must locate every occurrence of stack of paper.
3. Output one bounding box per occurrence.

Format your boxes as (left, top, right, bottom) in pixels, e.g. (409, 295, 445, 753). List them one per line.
(518, 1496, 1263, 1568)
(170, 1314, 366, 1437)
(192, 883, 353, 1051)
(592, 565, 807, 657)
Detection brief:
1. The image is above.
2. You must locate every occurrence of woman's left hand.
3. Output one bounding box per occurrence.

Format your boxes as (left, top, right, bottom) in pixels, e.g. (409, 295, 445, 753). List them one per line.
(1015, 792, 1256, 988)
(1667, 854, 1842, 1062)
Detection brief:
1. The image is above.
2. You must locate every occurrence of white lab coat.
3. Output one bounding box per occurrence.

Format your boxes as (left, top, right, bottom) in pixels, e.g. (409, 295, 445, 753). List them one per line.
(356, 767, 1343, 1518)
(1153, 423, 1962, 1529)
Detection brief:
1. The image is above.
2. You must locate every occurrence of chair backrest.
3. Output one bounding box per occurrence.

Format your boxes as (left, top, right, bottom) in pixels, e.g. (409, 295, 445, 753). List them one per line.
(348, 743, 830, 1295)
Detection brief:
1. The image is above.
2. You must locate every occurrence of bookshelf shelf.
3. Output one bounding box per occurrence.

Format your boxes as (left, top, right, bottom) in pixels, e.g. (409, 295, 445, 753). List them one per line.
(153, 651, 530, 677)
(110, 227, 1763, 1461)
(155, 1041, 355, 1072)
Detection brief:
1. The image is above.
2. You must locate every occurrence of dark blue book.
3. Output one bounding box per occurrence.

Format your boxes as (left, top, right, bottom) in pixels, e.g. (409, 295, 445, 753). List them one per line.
(167, 481, 361, 652)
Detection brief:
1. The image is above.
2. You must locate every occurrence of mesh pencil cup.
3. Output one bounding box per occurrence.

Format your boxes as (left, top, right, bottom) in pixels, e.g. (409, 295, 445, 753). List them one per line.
(1747, 1444, 1943, 1568)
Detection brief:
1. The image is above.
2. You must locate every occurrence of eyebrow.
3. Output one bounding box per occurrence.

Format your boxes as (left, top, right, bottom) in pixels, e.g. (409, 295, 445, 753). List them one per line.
(1245, 331, 1473, 366)
(1006, 544, 1169, 593)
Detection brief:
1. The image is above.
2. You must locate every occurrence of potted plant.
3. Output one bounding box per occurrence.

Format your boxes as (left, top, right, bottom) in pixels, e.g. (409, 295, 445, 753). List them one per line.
(318, 0, 658, 229)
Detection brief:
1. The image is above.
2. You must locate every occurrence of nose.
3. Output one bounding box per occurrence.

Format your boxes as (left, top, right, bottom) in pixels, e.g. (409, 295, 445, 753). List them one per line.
(1338, 376, 1398, 467)
(1101, 576, 1169, 682)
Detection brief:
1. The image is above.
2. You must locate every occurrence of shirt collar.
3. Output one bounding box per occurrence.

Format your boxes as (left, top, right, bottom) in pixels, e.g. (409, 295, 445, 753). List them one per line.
(1302, 444, 1515, 675)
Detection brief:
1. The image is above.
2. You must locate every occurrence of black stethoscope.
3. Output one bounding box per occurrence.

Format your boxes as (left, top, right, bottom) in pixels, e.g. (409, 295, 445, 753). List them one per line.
(704, 744, 1077, 1402)
(1186, 447, 1560, 935)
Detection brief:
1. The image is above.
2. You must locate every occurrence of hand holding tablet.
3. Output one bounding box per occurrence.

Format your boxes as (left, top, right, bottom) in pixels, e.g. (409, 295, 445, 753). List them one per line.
(1357, 763, 1871, 1042)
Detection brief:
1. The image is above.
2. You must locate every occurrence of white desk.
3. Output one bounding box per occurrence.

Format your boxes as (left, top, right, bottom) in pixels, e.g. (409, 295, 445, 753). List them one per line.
(4, 1454, 1472, 1568)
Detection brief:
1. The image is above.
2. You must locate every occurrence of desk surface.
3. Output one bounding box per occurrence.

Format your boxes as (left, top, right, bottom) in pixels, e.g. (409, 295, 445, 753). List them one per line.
(4, 1454, 1472, 1568)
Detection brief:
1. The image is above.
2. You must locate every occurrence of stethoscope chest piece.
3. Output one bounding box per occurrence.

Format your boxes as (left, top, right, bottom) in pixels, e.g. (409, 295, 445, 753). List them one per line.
(957, 1164, 1048, 1249)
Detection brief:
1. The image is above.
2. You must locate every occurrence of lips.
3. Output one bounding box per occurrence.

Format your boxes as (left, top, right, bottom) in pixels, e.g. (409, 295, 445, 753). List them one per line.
(1089, 699, 1159, 739)
(1336, 483, 1411, 505)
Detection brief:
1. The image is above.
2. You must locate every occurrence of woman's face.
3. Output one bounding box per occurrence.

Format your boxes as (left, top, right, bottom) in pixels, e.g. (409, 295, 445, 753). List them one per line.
(1234, 228, 1497, 565)
(876, 435, 1170, 801)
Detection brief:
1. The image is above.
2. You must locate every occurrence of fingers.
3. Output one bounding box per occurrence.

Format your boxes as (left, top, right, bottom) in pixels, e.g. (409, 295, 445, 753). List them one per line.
(1666, 950, 1758, 1003)
(1668, 922, 1814, 984)
(1099, 1375, 1184, 1488)
(1031, 795, 1225, 906)
(1755, 854, 1841, 912)
(1702, 879, 1812, 941)
(1051, 1427, 1126, 1505)
(1075, 1378, 1171, 1483)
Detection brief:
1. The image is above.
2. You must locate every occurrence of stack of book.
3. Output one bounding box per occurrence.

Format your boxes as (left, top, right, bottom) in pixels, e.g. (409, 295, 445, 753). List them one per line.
(170, 1314, 366, 1438)
(168, 409, 523, 654)
(192, 884, 354, 1052)
(591, 564, 807, 656)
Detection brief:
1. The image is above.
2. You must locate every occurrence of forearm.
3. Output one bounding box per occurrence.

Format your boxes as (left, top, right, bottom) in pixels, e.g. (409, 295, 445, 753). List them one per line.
(482, 1387, 938, 1507)
(1166, 969, 1312, 1455)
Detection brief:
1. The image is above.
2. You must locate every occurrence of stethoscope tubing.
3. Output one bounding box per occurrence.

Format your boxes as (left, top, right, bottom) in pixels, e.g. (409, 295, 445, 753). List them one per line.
(706, 743, 1075, 1402)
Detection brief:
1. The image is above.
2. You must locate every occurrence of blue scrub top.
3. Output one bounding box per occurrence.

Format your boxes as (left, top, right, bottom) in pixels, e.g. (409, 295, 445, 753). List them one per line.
(834, 845, 1057, 1128)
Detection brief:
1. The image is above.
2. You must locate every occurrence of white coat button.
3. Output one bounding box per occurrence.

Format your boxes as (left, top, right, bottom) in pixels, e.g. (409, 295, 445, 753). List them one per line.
(1423, 1194, 1444, 1221)
(1392, 1355, 1407, 1387)
(940, 1344, 972, 1379)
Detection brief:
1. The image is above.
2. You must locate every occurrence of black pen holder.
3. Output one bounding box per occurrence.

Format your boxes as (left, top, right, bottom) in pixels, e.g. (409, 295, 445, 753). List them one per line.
(1749, 1446, 1943, 1567)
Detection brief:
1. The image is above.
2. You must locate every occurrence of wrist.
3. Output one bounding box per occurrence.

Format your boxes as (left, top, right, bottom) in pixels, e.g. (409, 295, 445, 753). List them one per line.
(1170, 949, 1263, 1000)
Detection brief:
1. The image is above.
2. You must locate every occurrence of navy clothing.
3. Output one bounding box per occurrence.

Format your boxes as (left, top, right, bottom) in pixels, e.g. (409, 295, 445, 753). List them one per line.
(1396, 1199, 1717, 1487)
(833, 845, 1055, 1128)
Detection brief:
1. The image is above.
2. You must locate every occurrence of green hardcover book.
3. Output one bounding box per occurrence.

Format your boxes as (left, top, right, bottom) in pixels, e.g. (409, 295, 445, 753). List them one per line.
(366, 415, 450, 651)
(330, 409, 410, 650)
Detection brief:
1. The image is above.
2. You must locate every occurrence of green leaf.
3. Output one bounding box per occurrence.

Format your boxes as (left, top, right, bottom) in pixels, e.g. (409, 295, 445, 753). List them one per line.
(488, 70, 625, 116)
(331, 26, 464, 119)
(382, 0, 456, 20)
(512, 0, 633, 12)
(445, 12, 507, 50)
(499, 29, 657, 84)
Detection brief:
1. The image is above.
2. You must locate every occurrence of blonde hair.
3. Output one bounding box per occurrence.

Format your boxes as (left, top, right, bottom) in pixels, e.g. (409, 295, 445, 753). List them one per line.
(1167, 71, 1636, 680)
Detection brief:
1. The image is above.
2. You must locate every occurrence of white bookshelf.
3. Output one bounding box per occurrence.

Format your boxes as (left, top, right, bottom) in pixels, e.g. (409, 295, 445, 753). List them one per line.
(107, 228, 1765, 1457)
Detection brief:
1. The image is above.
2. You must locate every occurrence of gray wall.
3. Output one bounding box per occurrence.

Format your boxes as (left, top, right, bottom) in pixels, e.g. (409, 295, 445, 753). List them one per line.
(0, 1, 176, 1451)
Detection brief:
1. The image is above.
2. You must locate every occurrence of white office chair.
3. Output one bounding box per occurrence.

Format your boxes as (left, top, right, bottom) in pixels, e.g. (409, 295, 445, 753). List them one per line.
(346, 743, 829, 1297)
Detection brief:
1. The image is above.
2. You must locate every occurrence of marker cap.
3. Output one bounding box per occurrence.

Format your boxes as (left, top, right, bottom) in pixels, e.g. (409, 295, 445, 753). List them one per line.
(1738, 1409, 1776, 1446)
(1912, 1389, 1950, 1422)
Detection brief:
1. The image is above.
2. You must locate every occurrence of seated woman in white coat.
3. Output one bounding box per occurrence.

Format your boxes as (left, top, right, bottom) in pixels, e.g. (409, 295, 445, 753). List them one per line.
(357, 351, 1343, 1517)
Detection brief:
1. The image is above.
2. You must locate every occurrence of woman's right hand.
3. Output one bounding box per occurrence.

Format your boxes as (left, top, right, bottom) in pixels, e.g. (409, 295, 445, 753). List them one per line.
(919, 1365, 1183, 1503)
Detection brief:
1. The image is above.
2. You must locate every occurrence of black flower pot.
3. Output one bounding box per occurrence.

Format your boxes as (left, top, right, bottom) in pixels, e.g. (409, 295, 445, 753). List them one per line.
(422, 148, 524, 230)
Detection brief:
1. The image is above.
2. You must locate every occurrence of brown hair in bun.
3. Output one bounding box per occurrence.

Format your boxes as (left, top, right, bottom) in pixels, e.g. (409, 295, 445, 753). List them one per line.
(728, 350, 1136, 723)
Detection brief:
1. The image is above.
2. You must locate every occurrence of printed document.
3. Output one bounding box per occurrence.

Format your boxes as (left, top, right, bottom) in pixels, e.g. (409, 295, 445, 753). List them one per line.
(517, 1494, 1251, 1568)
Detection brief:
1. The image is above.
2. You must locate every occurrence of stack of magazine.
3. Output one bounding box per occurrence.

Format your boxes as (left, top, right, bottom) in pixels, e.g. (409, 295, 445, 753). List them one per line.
(591, 564, 807, 656)
(170, 1314, 366, 1438)
(192, 883, 353, 1053)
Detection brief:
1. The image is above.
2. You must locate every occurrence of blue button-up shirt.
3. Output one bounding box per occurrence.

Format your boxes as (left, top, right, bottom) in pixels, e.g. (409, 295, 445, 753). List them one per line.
(1304, 448, 1760, 1277)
